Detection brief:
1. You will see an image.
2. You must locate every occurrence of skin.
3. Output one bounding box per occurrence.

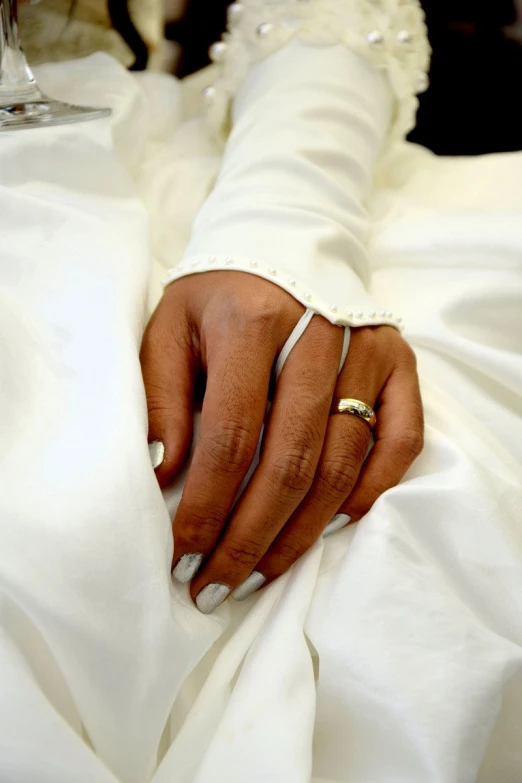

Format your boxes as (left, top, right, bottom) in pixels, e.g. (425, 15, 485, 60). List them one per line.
(140, 271, 424, 609)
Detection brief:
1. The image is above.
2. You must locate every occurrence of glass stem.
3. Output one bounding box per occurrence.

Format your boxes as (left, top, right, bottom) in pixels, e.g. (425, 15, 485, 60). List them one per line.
(0, 0, 42, 105)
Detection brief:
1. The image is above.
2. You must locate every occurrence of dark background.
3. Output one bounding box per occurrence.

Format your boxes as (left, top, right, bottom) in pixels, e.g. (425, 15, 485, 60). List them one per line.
(163, 0, 522, 156)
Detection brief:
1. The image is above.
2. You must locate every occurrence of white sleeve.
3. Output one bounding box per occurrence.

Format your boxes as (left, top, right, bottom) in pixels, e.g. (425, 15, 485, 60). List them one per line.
(163, 0, 430, 331)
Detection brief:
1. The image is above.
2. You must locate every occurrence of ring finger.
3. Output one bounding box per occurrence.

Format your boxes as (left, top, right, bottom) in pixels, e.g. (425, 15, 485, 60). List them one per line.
(243, 391, 374, 594)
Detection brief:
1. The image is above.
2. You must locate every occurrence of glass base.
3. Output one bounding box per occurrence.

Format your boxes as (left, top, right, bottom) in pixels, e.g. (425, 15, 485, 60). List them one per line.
(0, 97, 111, 131)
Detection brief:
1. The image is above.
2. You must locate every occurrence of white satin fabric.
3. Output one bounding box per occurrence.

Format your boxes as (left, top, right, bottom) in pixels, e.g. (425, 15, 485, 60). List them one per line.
(1, 54, 522, 783)
(168, 42, 399, 330)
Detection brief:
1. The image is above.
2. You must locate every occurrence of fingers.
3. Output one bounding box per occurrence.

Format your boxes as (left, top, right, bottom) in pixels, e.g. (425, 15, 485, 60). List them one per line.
(339, 346, 423, 521)
(189, 316, 343, 611)
(170, 324, 276, 586)
(234, 331, 422, 599)
(252, 413, 371, 584)
(140, 286, 196, 488)
(249, 336, 377, 587)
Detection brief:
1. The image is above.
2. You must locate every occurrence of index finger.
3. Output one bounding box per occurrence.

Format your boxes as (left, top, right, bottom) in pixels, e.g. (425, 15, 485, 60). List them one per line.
(170, 326, 275, 584)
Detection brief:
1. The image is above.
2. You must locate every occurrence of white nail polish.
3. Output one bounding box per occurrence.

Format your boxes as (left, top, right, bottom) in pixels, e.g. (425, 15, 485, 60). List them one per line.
(322, 513, 351, 538)
(172, 553, 203, 584)
(148, 440, 165, 469)
(196, 583, 231, 614)
(232, 571, 267, 601)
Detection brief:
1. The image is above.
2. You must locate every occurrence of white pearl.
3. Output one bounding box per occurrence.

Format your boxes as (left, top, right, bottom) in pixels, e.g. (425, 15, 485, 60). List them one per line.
(209, 41, 228, 62)
(367, 30, 384, 46)
(256, 22, 275, 37)
(397, 316, 403, 323)
(208, 255, 217, 264)
(356, 310, 363, 318)
(225, 256, 234, 265)
(379, 310, 387, 317)
(202, 86, 216, 105)
(416, 72, 429, 93)
(304, 293, 312, 302)
(249, 260, 258, 268)
(386, 311, 393, 318)
(329, 305, 338, 313)
(369, 310, 376, 318)
(397, 29, 413, 44)
(227, 2, 243, 25)
(191, 260, 199, 267)
(346, 311, 354, 318)
(288, 278, 296, 286)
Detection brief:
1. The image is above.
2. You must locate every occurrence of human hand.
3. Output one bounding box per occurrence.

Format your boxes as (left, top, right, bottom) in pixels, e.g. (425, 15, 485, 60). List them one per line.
(140, 272, 423, 613)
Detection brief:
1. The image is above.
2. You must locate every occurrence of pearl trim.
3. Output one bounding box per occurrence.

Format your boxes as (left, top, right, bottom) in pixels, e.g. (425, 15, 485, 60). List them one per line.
(367, 30, 384, 46)
(202, 0, 430, 144)
(228, 2, 244, 25)
(162, 255, 404, 330)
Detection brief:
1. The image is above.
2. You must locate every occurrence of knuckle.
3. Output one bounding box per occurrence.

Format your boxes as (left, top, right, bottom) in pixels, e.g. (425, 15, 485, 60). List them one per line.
(201, 419, 258, 473)
(225, 541, 265, 570)
(246, 298, 281, 330)
(354, 327, 379, 359)
(316, 424, 369, 501)
(398, 342, 418, 371)
(267, 447, 316, 494)
(275, 537, 309, 565)
(145, 385, 176, 414)
(177, 508, 224, 543)
(318, 454, 360, 499)
(222, 290, 286, 334)
(395, 428, 424, 463)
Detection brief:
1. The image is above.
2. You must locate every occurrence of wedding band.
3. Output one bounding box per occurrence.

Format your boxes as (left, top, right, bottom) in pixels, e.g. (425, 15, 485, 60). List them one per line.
(330, 398, 377, 428)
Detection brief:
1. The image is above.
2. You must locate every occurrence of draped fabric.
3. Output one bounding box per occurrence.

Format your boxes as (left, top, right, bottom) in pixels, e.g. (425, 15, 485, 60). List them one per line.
(0, 54, 521, 783)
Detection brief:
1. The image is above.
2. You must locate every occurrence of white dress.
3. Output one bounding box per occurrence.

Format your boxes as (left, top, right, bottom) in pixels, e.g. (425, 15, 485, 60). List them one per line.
(1, 2, 522, 782)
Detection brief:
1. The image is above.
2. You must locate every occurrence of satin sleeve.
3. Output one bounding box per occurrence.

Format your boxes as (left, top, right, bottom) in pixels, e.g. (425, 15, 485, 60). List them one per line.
(163, 1, 430, 330)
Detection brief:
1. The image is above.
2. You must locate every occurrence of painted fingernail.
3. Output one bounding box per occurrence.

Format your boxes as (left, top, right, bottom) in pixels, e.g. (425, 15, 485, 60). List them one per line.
(148, 440, 165, 469)
(322, 513, 351, 538)
(196, 583, 231, 614)
(232, 571, 267, 601)
(172, 553, 203, 583)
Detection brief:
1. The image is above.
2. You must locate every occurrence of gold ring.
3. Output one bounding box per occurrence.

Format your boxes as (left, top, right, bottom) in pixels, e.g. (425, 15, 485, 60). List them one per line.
(330, 398, 377, 428)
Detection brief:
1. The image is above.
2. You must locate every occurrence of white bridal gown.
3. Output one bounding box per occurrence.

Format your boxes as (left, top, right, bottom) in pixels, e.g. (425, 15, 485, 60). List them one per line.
(1, 1, 522, 782)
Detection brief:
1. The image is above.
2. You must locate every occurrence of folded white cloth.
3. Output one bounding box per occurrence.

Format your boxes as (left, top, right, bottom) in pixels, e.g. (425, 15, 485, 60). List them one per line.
(0, 53, 521, 783)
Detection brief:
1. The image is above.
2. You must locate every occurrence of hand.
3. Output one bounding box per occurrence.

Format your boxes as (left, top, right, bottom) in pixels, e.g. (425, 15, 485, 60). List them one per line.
(140, 272, 423, 612)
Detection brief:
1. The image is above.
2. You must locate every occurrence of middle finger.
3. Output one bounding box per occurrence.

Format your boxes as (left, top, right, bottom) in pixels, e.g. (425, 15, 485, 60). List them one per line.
(190, 316, 343, 611)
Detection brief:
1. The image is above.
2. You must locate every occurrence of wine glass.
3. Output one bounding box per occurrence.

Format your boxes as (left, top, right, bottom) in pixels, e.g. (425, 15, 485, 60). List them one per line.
(0, 0, 111, 131)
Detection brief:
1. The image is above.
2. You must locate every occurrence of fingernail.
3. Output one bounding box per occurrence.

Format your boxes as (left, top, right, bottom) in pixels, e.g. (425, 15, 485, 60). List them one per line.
(322, 513, 351, 538)
(232, 571, 267, 601)
(196, 583, 231, 614)
(172, 553, 203, 583)
(148, 440, 165, 469)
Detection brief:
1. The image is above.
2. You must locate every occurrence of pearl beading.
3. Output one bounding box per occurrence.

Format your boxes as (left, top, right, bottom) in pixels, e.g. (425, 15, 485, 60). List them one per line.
(202, 0, 430, 144)
(163, 255, 404, 330)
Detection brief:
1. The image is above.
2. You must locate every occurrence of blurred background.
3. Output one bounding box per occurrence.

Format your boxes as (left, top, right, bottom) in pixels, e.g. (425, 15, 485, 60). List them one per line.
(19, 0, 522, 155)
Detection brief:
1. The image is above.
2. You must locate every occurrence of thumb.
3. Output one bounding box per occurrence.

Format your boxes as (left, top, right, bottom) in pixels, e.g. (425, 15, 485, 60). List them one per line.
(140, 298, 195, 488)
